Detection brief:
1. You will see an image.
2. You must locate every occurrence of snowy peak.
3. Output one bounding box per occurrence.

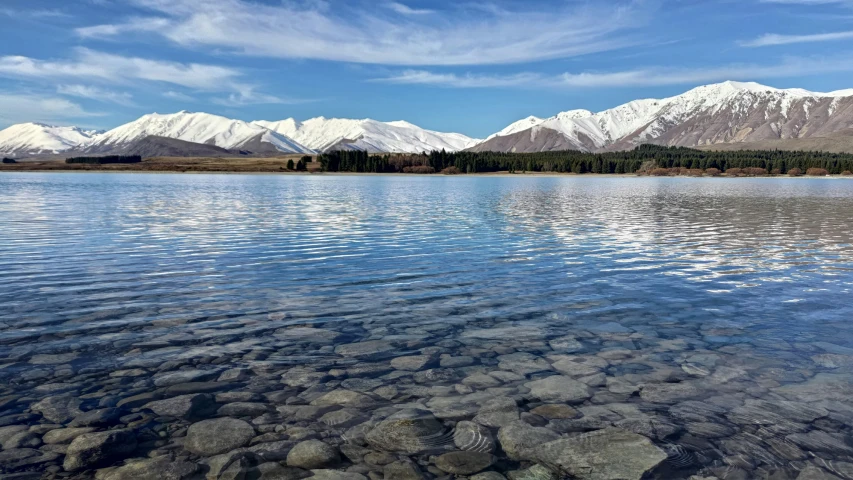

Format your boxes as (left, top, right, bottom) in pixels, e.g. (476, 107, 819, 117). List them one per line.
(87, 111, 312, 154)
(477, 80, 853, 153)
(0, 123, 99, 155)
(253, 117, 479, 153)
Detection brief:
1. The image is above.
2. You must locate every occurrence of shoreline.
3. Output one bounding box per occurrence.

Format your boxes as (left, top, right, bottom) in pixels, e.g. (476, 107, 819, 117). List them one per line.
(1, 167, 851, 179)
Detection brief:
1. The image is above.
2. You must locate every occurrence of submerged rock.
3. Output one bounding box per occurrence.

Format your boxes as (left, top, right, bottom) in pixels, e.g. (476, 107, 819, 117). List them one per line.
(100, 456, 198, 480)
(286, 440, 340, 469)
(524, 375, 591, 404)
(435, 451, 494, 475)
(365, 408, 448, 454)
(497, 421, 560, 461)
(63, 429, 137, 471)
(534, 428, 667, 480)
(184, 417, 255, 456)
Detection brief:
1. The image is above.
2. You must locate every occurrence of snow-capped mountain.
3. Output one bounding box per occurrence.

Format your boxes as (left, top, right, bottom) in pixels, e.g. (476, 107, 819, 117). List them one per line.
(472, 81, 853, 153)
(0, 123, 100, 155)
(84, 111, 313, 154)
(253, 117, 479, 153)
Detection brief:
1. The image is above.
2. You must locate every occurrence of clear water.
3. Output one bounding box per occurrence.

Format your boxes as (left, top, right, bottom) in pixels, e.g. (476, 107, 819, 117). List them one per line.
(2, 172, 853, 479)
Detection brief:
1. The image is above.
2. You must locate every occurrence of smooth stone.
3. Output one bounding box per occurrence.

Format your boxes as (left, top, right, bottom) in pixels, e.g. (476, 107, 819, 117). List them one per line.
(143, 394, 216, 419)
(340, 378, 384, 392)
(117, 391, 163, 409)
(217, 402, 270, 417)
(29, 353, 78, 365)
(310, 390, 376, 408)
(453, 421, 496, 454)
(474, 397, 520, 428)
(549, 336, 584, 352)
(308, 471, 367, 480)
(441, 356, 475, 368)
(524, 375, 591, 404)
(384, 461, 426, 480)
(530, 404, 579, 419)
(684, 422, 736, 439)
(0, 425, 28, 444)
(435, 451, 494, 475)
(334, 341, 395, 359)
(275, 327, 342, 343)
(153, 369, 219, 387)
(365, 408, 447, 455)
(471, 473, 508, 480)
(535, 428, 667, 480)
(639, 382, 701, 404)
(391, 355, 435, 371)
(462, 373, 502, 389)
(497, 421, 560, 461)
(319, 409, 365, 429)
(69, 408, 121, 427)
(101, 457, 199, 480)
(286, 440, 340, 469)
(775, 373, 853, 403)
(184, 418, 255, 456)
(254, 462, 311, 480)
(281, 368, 330, 388)
(42, 427, 95, 444)
(497, 353, 551, 375)
(507, 464, 557, 480)
(248, 439, 296, 462)
(30, 396, 82, 423)
(2, 431, 41, 449)
(797, 465, 842, 480)
(165, 381, 234, 396)
(551, 357, 606, 377)
(63, 429, 137, 471)
(786, 430, 853, 455)
(205, 451, 255, 480)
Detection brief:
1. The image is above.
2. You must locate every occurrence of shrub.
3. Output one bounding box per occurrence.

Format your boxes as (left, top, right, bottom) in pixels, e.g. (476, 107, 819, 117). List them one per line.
(402, 166, 436, 174)
(295, 160, 307, 171)
(842, 171, 853, 176)
(650, 168, 671, 176)
(743, 167, 768, 176)
(441, 166, 461, 175)
(806, 167, 829, 176)
(300, 155, 313, 164)
(286, 159, 295, 170)
(1, 157, 15, 164)
(687, 169, 704, 177)
(66, 155, 141, 164)
(705, 168, 721, 176)
(726, 168, 743, 176)
(788, 168, 803, 176)
(636, 160, 658, 175)
(770, 168, 781, 175)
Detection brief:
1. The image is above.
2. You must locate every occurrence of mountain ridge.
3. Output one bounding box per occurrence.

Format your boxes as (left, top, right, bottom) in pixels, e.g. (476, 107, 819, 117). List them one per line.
(2, 81, 853, 157)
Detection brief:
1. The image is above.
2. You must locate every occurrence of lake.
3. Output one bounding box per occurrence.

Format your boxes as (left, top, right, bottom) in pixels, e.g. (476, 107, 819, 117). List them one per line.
(2, 172, 853, 479)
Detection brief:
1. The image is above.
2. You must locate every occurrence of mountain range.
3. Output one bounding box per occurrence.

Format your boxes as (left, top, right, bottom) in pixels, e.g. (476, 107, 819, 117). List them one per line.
(2, 81, 853, 158)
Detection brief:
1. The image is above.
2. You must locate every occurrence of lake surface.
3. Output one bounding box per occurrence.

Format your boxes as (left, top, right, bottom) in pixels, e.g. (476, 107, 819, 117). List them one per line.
(2, 172, 853, 479)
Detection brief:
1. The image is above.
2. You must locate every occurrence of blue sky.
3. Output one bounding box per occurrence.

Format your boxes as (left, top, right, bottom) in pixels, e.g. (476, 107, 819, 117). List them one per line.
(1, 0, 853, 138)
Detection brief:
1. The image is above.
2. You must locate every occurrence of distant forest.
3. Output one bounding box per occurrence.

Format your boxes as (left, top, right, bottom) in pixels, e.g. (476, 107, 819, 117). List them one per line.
(66, 156, 142, 165)
(319, 145, 853, 175)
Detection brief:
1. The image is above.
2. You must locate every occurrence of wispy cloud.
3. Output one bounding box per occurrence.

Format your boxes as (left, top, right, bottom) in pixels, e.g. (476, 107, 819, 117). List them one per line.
(0, 94, 104, 127)
(57, 84, 136, 107)
(163, 91, 196, 102)
(374, 55, 853, 89)
(385, 2, 433, 15)
(759, 0, 853, 5)
(373, 70, 543, 88)
(0, 48, 241, 90)
(0, 8, 71, 19)
(741, 31, 853, 47)
(75, 0, 649, 66)
(211, 86, 310, 107)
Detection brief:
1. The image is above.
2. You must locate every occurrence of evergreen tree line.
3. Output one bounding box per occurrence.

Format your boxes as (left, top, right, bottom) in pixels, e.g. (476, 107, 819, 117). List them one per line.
(1, 158, 15, 164)
(319, 145, 853, 174)
(66, 156, 142, 165)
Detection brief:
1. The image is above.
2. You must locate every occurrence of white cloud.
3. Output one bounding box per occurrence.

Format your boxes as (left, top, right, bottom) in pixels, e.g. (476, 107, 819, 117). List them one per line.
(373, 70, 543, 88)
(760, 0, 853, 4)
(75, 0, 647, 66)
(374, 55, 853, 89)
(0, 48, 242, 90)
(57, 84, 136, 107)
(76, 17, 170, 38)
(385, 2, 433, 15)
(740, 31, 853, 47)
(0, 8, 71, 19)
(163, 91, 196, 101)
(0, 94, 104, 127)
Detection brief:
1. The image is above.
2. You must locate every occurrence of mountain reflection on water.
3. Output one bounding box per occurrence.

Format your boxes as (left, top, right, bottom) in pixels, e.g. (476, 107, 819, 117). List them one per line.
(1, 173, 853, 479)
